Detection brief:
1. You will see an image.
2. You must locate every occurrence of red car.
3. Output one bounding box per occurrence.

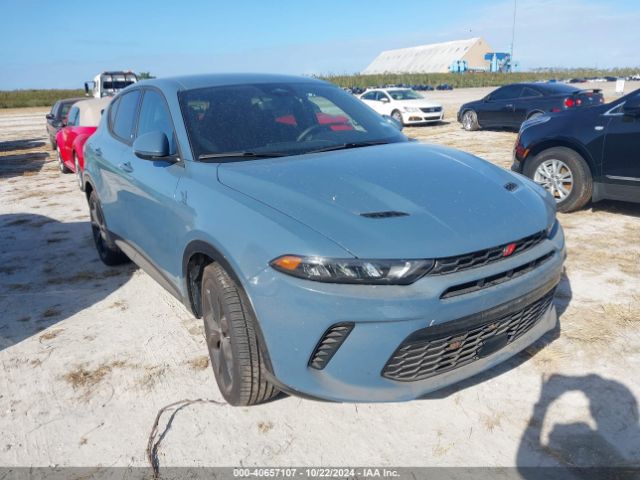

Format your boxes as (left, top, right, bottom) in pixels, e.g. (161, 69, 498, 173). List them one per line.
(56, 97, 110, 189)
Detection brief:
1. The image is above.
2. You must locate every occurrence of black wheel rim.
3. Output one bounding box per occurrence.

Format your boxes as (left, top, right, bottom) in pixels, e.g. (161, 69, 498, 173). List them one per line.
(89, 198, 109, 259)
(203, 283, 234, 393)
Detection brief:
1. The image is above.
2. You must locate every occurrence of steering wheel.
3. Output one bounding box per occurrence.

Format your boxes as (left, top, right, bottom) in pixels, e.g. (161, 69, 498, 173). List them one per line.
(296, 122, 345, 142)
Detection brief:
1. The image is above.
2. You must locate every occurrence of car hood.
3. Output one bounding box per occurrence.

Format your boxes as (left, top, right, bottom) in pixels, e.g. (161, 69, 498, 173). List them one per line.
(217, 142, 549, 258)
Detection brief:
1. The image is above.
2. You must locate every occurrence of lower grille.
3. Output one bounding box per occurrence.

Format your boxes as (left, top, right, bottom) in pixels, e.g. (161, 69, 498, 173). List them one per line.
(382, 288, 555, 382)
(308, 323, 354, 370)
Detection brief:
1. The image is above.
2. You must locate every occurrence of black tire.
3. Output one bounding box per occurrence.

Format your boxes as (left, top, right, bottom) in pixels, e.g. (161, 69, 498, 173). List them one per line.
(461, 110, 479, 131)
(50, 136, 57, 150)
(88, 191, 129, 265)
(391, 110, 404, 126)
(524, 147, 592, 213)
(201, 262, 278, 406)
(57, 144, 71, 173)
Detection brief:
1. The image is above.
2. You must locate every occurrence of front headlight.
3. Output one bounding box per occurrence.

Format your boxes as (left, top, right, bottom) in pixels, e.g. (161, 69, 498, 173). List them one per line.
(270, 255, 434, 285)
(401, 106, 421, 113)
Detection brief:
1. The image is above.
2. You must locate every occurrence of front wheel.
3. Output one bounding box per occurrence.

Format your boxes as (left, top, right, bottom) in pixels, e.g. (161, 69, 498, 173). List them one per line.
(524, 147, 593, 213)
(391, 110, 404, 126)
(88, 191, 129, 265)
(201, 262, 278, 406)
(462, 110, 479, 131)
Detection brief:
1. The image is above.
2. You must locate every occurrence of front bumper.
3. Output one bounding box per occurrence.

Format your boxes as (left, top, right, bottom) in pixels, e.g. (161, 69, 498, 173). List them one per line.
(402, 110, 444, 125)
(246, 225, 565, 402)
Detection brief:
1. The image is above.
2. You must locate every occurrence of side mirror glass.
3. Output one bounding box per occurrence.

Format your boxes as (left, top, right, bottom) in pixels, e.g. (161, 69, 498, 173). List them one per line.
(46, 113, 54, 120)
(382, 114, 403, 131)
(133, 131, 172, 160)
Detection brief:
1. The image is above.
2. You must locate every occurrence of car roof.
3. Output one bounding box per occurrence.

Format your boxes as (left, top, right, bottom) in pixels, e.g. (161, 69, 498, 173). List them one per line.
(134, 73, 330, 93)
(72, 97, 111, 126)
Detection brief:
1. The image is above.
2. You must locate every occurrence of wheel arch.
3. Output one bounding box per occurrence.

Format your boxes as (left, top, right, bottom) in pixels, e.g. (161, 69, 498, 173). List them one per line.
(182, 239, 275, 374)
(524, 139, 595, 172)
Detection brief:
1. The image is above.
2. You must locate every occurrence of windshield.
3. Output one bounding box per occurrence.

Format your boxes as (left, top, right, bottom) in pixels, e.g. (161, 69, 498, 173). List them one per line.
(387, 89, 423, 100)
(179, 82, 407, 160)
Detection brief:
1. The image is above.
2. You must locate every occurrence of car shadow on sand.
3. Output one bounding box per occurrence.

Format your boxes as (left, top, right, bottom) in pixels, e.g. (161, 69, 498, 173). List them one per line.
(516, 373, 640, 478)
(0, 213, 136, 352)
(590, 199, 640, 219)
(0, 138, 50, 179)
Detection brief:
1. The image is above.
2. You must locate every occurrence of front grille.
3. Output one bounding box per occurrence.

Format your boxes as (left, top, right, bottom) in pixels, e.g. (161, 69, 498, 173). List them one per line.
(430, 231, 546, 276)
(440, 251, 555, 299)
(420, 107, 442, 113)
(382, 288, 555, 382)
(308, 323, 354, 370)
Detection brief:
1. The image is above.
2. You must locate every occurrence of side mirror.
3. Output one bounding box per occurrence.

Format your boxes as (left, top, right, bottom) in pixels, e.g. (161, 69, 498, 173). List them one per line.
(380, 97, 390, 103)
(623, 97, 640, 117)
(484, 95, 492, 102)
(46, 113, 54, 120)
(382, 114, 403, 131)
(133, 131, 172, 160)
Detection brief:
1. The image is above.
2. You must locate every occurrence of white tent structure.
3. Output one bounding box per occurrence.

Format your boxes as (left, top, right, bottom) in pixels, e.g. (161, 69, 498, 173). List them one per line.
(362, 38, 493, 74)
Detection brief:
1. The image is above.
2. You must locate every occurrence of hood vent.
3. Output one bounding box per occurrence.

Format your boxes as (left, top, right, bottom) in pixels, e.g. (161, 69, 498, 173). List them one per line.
(504, 182, 519, 192)
(360, 210, 410, 219)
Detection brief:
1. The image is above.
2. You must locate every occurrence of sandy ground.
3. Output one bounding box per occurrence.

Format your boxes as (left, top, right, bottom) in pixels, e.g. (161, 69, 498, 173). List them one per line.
(0, 83, 639, 470)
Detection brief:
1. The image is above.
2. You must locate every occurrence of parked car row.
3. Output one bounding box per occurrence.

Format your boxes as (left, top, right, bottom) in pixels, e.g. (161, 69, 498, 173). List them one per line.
(456, 82, 639, 213)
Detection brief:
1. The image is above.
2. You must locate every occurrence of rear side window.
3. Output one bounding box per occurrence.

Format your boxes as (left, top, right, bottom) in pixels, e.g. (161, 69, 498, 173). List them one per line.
(60, 102, 74, 119)
(67, 107, 79, 126)
(112, 90, 141, 142)
(521, 87, 542, 98)
(137, 90, 176, 153)
(491, 85, 522, 100)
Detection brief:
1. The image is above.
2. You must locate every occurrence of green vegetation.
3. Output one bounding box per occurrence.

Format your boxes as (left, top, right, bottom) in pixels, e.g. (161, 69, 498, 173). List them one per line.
(320, 68, 640, 89)
(0, 89, 85, 109)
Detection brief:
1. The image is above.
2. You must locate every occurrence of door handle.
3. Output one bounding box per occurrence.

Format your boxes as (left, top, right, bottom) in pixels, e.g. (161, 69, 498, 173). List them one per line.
(505, 103, 514, 108)
(118, 161, 133, 173)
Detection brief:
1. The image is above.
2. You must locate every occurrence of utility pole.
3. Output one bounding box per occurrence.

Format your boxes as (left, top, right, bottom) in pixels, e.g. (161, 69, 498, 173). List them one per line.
(510, 0, 517, 72)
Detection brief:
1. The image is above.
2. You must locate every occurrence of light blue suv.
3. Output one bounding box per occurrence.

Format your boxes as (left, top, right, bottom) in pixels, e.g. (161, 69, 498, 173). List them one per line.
(83, 74, 565, 406)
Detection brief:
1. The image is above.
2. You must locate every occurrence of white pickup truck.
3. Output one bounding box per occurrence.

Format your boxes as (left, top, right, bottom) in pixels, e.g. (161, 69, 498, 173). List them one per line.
(84, 71, 138, 98)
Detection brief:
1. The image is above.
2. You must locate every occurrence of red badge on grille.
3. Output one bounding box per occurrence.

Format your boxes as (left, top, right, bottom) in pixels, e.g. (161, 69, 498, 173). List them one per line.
(502, 242, 517, 257)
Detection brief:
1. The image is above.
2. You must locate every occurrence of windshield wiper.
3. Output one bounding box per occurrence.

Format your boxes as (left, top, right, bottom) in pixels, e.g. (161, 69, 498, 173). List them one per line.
(306, 140, 392, 154)
(198, 151, 287, 162)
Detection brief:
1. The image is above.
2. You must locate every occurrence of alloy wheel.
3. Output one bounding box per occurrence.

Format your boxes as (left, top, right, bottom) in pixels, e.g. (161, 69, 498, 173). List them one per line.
(534, 158, 574, 201)
(89, 198, 109, 258)
(203, 286, 234, 393)
(463, 111, 474, 130)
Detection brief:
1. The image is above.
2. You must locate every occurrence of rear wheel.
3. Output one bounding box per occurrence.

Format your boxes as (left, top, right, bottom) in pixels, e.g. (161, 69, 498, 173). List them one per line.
(524, 147, 592, 213)
(462, 110, 479, 131)
(88, 191, 129, 265)
(57, 145, 71, 173)
(201, 262, 278, 406)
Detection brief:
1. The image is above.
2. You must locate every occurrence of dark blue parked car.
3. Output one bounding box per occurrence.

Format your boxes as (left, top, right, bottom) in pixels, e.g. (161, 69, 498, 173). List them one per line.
(83, 74, 565, 405)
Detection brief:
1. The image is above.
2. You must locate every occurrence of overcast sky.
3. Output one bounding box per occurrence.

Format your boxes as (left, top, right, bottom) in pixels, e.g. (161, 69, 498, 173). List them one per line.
(1, 0, 639, 89)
